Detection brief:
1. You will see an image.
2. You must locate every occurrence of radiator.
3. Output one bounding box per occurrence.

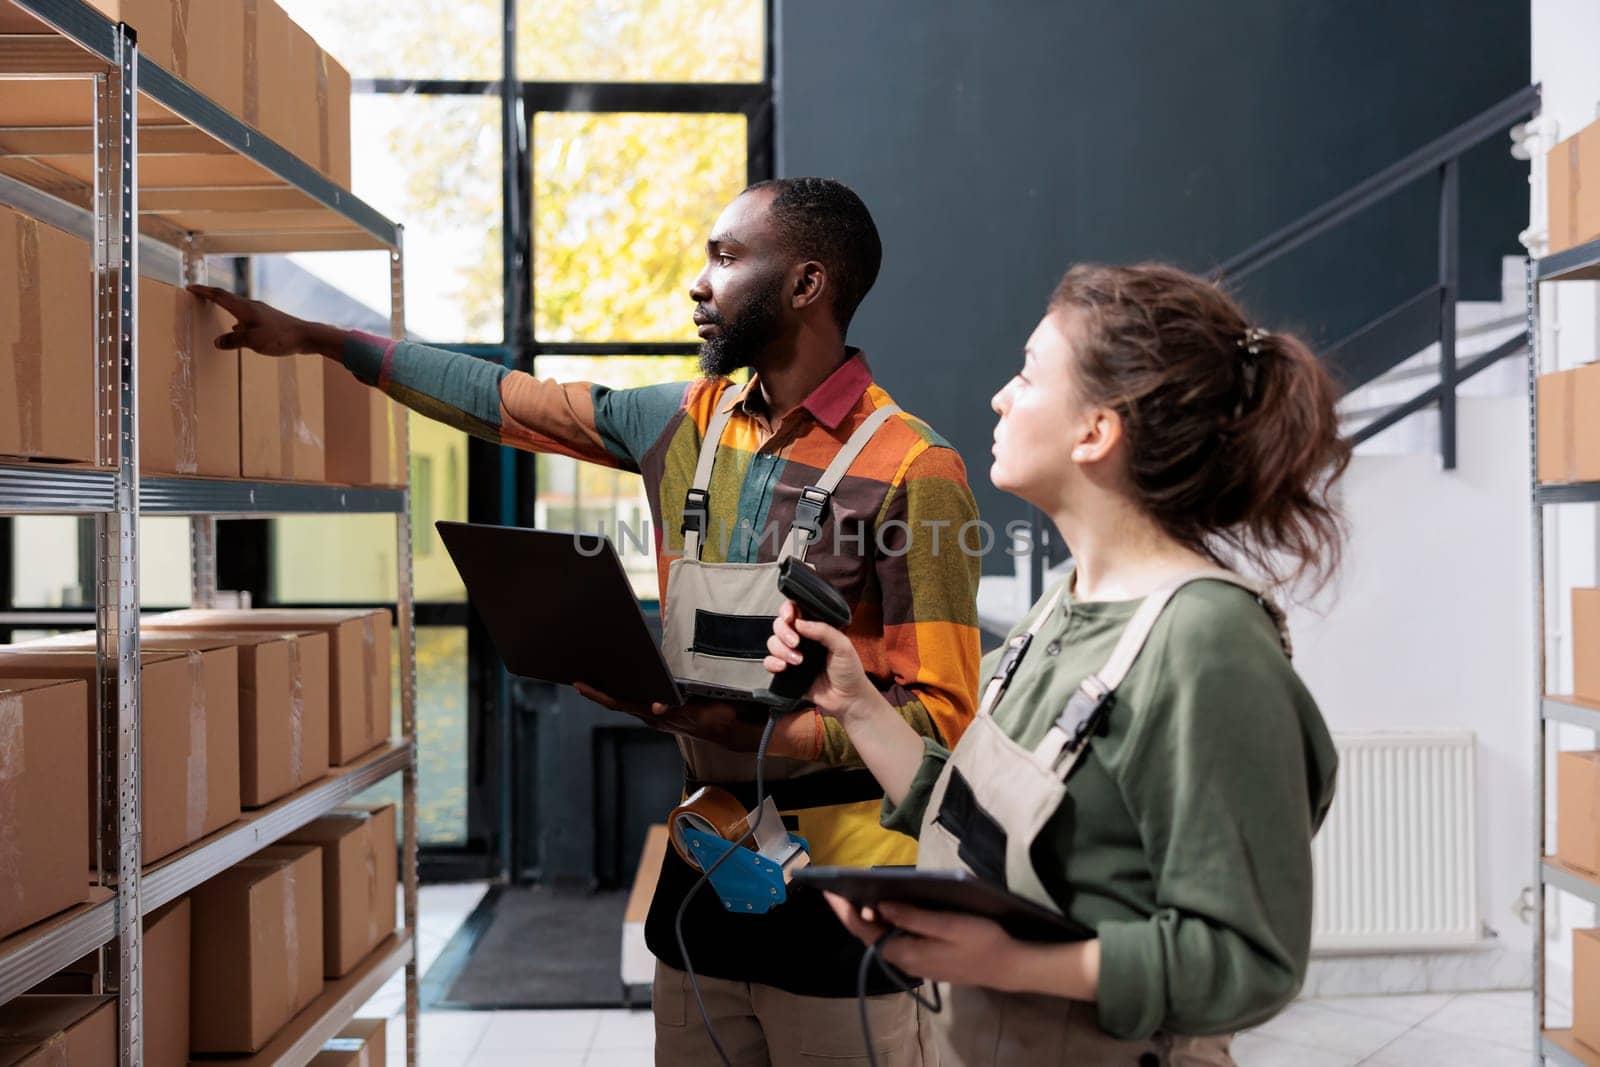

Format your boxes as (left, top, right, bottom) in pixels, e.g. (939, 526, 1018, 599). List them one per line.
(1311, 731, 1479, 952)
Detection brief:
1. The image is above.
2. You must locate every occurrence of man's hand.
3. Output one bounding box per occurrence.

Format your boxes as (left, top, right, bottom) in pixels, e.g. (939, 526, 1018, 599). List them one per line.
(572, 683, 821, 759)
(187, 285, 345, 359)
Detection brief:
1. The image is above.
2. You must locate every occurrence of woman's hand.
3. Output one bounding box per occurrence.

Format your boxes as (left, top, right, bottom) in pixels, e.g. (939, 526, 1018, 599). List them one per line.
(823, 893, 1030, 992)
(823, 893, 1102, 1001)
(764, 599, 880, 724)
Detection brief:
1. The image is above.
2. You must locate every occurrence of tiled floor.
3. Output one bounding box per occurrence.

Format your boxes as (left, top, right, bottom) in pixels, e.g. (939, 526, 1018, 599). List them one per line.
(365, 885, 1537, 1066)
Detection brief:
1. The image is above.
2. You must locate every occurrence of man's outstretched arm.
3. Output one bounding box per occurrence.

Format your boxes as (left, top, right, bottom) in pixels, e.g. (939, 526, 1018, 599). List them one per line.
(189, 285, 679, 471)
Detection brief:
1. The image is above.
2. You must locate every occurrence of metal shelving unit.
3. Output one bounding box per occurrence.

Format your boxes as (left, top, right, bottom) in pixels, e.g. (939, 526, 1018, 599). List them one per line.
(1532, 233, 1600, 1063)
(0, 2, 419, 1064)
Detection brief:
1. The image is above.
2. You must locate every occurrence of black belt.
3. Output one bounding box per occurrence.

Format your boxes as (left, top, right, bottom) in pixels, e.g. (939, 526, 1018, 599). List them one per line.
(684, 767, 885, 812)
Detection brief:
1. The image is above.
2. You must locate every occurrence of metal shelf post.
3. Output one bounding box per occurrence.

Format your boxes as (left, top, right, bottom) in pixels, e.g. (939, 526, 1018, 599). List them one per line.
(391, 232, 421, 1067)
(92, 22, 141, 1067)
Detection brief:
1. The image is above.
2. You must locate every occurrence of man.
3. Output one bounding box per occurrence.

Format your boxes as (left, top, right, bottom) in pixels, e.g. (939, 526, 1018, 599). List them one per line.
(194, 177, 981, 1065)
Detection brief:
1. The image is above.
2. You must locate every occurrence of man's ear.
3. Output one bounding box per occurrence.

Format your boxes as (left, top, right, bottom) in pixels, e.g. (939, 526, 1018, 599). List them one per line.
(792, 260, 827, 311)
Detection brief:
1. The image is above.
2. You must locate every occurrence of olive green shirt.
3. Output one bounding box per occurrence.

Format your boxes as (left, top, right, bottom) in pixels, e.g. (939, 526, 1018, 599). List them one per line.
(882, 578, 1338, 1040)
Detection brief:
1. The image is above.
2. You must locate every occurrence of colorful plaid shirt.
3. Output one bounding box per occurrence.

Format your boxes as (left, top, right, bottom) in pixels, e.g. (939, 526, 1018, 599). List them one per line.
(344, 334, 983, 770)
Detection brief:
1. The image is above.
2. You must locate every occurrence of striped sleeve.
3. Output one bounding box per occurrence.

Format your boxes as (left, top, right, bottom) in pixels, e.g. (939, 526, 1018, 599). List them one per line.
(343, 331, 658, 469)
(821, 441, 983, 764)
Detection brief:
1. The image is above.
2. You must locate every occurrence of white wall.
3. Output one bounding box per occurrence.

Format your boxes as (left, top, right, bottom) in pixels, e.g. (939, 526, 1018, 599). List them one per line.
(1287, 396, 1533, 962)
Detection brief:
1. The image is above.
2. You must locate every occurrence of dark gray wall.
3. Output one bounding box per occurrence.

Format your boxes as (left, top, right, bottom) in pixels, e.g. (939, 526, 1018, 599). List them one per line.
(777, 0, 1530, 570)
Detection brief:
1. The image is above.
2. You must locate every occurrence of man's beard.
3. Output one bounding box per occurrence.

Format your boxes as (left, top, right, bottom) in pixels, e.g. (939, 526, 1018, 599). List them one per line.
(698, 273, 785, 377)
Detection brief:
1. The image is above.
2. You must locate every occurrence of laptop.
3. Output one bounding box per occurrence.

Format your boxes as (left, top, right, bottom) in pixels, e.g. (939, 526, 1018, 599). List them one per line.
(435, 521, 757, 708)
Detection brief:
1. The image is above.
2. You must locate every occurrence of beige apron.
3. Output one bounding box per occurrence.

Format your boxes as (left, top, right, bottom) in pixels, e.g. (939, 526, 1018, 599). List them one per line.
(916, 567, 1291, 1067)
(661, 400, 899, 781)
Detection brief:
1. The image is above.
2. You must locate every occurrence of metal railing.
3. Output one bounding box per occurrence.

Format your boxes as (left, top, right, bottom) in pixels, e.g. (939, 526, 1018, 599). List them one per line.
(1214, 84, 1541, 468)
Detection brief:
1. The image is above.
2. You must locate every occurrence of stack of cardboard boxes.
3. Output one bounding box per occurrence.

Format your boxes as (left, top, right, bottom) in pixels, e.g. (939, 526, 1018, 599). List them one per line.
(0, 607, 398, 1062)
(0, 200, 408, 484)
(3, 808, 395, 1063)
(0, 0, 408, 486)
(0, 0, 352, 186)
(1558, 589, 1600, 1050)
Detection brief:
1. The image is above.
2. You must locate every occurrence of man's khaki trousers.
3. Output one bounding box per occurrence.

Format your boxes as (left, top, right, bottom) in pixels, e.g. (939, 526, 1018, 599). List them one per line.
(652, 961, 934, 1067)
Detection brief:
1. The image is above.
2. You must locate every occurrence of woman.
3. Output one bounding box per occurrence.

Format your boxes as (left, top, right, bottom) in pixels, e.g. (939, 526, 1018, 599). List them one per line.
(765, 263, 1346, 1065)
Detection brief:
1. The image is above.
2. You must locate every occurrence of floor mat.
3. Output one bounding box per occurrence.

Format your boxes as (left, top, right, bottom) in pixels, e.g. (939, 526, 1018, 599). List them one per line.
(431, 885, 631, 1010)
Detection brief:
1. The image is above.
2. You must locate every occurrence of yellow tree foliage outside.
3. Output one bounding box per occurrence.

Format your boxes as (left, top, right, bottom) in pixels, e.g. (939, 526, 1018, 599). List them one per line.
(279, 0, 764, 342)
(535, 112, 748, 341)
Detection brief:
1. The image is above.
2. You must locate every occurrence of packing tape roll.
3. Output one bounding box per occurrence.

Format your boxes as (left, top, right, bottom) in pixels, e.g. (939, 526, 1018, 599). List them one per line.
(668, 786, 751, 870)
(287, 636, 304, 786)
(0, 695, 24, 919)
(284, 864, 299, 1009)
(171, 285, 199, 475)
(243, 0, 259, 126)
(315, 51, 331, 174)
(14, 216, 42, 457)
(171, 0, 190, 79)
(186, 652, 207, 842)
(363, 616, 379, 746)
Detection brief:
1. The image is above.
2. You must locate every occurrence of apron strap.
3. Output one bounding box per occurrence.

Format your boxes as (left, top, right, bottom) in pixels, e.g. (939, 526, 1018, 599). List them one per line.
(778, 404, 902, 563)
(1031, 567, 1285, 774)
(976, 583, 1067, 718)
(681, 396, 740, 560)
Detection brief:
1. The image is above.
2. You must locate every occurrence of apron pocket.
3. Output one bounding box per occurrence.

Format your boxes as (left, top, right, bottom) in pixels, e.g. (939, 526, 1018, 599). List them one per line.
(932, 768, 1009, 884)
(692, 609, 777, 659)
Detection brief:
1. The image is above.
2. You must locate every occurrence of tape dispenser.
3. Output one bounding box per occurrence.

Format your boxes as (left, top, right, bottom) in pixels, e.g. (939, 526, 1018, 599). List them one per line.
(669, 786, 811, 914)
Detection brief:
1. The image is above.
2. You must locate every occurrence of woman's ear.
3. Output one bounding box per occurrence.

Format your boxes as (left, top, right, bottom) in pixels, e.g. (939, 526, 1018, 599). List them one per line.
(1071, 405, 1122, 464)
(792, 260, 827, 310)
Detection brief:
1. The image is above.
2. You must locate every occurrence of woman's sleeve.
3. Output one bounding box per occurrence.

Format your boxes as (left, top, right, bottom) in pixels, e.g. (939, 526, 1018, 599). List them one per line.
(1094, 594, 1336, 1039)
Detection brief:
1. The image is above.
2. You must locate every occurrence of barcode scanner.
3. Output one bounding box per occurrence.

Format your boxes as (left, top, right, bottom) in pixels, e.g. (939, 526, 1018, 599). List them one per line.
(755, 558, 852, 710)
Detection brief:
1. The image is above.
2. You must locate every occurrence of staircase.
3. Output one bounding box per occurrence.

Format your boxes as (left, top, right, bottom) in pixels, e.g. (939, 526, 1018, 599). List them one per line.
(1339, 256, 1529, 456)
(1213, 85, 1540, 469)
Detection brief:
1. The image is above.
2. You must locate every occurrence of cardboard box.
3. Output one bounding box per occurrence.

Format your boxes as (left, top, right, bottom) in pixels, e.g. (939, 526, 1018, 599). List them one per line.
(85, 0, 174, 69)
(142, 631, 330, 807)
(310, 1018, 386, 1066)
(285, 21, 324, 167)
(241, 349, 326, 482)
(1560, 750, 1600, 874)
(0, 679, 89, 942)
(43, 628, 334, 807)
(139, 278, 242, 478)
(0, 647, 241, 866)
(1539, 369, 1577, 484)
(1579, 927, 1600, 1051)
(1574, 364, 1600, 485)
(252, 0, 297, 149)
(1577, 591, 1600, 706)
(325, 368, 408, 487)
(144, 898, 190, 1067)
(173, 0, 246, 116)
(146, 609, 392, 765)
(0, 997, 114, 1066)
(190, 845, 324, 1054)
(322, 51, 352, 187)
(0, 207, 96, 465)
(285, 804, 397, 977)
(1549, 121, 1600, 255)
